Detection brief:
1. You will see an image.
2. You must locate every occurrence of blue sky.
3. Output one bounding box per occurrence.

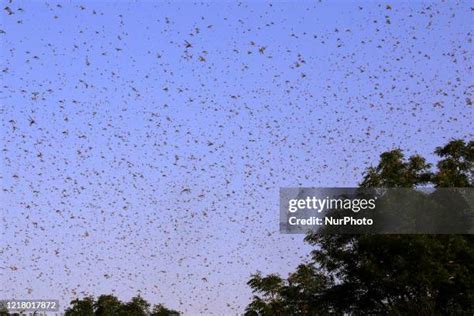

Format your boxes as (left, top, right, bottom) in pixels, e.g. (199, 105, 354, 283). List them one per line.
(1, 0, 472, 314)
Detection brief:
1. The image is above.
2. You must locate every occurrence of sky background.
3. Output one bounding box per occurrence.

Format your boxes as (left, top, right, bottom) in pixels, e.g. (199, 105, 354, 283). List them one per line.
(1, 0, 473, 315)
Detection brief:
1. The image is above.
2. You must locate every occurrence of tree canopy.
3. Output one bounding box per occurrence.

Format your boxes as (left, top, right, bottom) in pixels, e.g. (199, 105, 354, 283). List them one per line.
(246, 139, 474, 315)
(63, 295, 179, 316)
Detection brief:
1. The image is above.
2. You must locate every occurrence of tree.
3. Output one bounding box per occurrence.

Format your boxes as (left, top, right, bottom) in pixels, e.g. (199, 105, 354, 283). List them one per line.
(95, 295, 121, 316)
(65, 297, 94, 316)
(151, 304, 180, 316)
(246, 139, 474, 315)
(64, 295, 179, 316)
(0, 305, 9, 316)
(434, 140, 474, 187)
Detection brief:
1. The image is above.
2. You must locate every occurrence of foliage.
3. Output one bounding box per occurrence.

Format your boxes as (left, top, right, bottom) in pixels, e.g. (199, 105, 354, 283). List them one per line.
(246, 139, 474, 315)
(64, 295, 179, 316)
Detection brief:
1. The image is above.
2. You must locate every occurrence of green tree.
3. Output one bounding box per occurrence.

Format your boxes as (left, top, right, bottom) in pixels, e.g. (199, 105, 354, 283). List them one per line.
(64, 295, 179, 316)
(433, 139, 474, 187)
(246, 139, 474, 315)
(246, 264, 333, 316)
(95, 295, 121, 316)
(116, 296, 150, 316)
(65, 297, 94, 316)
(151, 304, 180, 316)
(0, 304, 9, 316)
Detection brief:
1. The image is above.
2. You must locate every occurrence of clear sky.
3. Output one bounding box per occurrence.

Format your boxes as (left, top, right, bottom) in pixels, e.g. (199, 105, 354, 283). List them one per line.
(1, 0, 472, 314)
